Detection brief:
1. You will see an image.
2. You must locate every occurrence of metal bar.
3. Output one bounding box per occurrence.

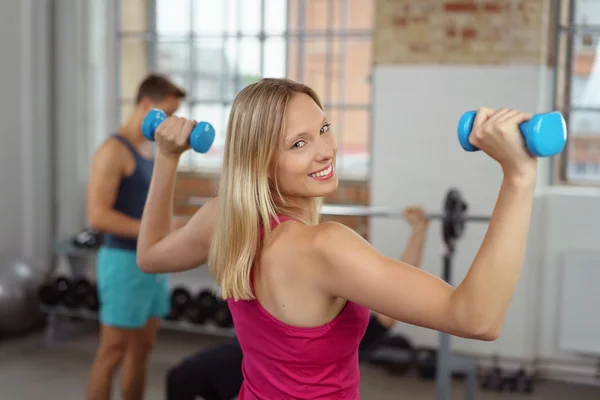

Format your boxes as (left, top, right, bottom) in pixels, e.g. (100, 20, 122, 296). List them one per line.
(558, 24, 600, 34)
(189, 0, 195, 102)
(119, 98, 371, 109)
(233, 0, 242, 94)
(296, 0, 306, 82)
(117, 29, 373, 39)
(561, 0, 577, 182)
(325, 0, 333, 110)
(259, 0, 266, 77)
(338, 0, 348, 157)
(186, 197, 491, 222)
(564, 105, 600, 113)
(147, 0, 157, 72)
(114, 0, 121, 124)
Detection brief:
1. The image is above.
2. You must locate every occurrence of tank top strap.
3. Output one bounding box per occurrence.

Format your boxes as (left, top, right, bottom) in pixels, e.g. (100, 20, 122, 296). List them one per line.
(111, 133, 141, 158)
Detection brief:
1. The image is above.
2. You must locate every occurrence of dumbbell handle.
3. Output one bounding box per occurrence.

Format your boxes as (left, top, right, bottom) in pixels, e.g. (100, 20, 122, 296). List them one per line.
(457, 110, 567, 157)
(141, 109, 216, 154)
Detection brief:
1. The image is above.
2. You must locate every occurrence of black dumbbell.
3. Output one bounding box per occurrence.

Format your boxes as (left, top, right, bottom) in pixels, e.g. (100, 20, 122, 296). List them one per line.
(185, 290, 218, 324)
(507, 369, 534, 394)
(212, 297, 234, 328)
(481, 367, 505, 392)
(166, 287, 192, 321)
(38, 282, 59, 306)
(55, 277, 78, 308)
(414, 347, 437, 380)
(73, 278, 99, 311)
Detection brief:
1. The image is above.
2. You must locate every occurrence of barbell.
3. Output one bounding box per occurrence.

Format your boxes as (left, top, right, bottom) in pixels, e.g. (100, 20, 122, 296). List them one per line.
(187, 188, 491, 247)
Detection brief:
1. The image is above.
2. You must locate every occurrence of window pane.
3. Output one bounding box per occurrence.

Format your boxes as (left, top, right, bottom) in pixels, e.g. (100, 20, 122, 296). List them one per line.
(570, 34, 600, 108)
(287, 38, 328, 100)
(120, 37, 150, 99)
(569, 110, 600, 136)
(238, 0, 262, 34)
(265, 0, 288, 35)
(156, 0, 192, 35)
(575, 0, 600, 26)
(263, 37, 287, 78)
(330, 38, 371, 105)
(337, 108, 369, 178)
(185, 103, 228, 170)
(566, 110, 600, 182)
(288, 0, 340, 32)
(194, 0, 227, 35)
(157, 38, 190, 71)
(193, 38, 228, 101)
(238, 38, 262, 82)
(567, 137, 600, 182)
(346, 0, 374, 31)
(121, 0, 148, 32)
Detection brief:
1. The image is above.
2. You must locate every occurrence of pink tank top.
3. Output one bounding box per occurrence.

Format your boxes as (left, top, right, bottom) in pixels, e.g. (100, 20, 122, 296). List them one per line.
(226, 215, 371, 399)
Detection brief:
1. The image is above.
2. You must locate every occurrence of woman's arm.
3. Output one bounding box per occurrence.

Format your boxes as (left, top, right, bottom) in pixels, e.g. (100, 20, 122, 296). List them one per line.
(373, 208, 430, 328)
(314, 176, 535, 341)
(136, 115, 220, 273)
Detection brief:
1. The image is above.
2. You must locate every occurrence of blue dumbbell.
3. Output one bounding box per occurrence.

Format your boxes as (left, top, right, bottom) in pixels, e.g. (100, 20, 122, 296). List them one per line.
(141, 109, 216, 154)
(457, 110, 567, 157)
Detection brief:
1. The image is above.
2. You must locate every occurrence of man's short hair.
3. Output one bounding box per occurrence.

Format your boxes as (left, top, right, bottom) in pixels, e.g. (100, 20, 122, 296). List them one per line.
(135, 73, 187, 104)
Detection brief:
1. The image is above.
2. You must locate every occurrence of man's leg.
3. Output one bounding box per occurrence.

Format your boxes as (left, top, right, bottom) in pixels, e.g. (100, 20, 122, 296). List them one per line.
(89, 246, 156, 400)
(166, 338, 244, 400)
(119, 318, 160, 400)
(86, 325, 130, 400)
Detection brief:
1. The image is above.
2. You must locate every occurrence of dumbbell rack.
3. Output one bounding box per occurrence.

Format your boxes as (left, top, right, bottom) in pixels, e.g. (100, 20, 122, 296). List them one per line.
(40, 238, 235, 347)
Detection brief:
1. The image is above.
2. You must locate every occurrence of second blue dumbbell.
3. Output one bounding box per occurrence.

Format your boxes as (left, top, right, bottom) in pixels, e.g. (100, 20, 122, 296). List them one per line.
(457, 110, 567, 157)
(141, 109, 216, 154)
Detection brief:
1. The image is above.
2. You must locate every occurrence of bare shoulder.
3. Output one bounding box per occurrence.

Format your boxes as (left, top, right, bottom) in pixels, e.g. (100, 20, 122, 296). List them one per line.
(310, 221, 376, 259)
(91, 137, 130, 174)
(265, 220, 375, 278)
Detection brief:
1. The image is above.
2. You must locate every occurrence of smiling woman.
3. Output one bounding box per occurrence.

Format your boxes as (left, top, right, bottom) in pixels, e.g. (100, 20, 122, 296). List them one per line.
(136, 77, 538, 400)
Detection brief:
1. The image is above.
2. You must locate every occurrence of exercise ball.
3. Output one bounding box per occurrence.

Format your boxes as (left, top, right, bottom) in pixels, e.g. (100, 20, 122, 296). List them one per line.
(0, 256, 44, 338)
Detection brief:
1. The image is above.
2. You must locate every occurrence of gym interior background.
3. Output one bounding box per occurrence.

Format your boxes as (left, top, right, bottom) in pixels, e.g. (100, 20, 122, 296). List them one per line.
(2, 0, 600, 398)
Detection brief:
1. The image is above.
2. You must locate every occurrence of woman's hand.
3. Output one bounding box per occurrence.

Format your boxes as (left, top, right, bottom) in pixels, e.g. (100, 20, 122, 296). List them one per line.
(154, 116, 196, 159)
(468, 107, 538, 181)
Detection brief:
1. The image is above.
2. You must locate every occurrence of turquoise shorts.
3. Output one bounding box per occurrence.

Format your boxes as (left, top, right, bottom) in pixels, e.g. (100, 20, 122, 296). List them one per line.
(96, 246, 170, 329)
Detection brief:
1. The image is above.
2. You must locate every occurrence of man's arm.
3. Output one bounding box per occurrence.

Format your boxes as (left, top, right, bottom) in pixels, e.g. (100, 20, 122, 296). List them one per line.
(86, 140, 140, 239)
(375, 207, 430, 328)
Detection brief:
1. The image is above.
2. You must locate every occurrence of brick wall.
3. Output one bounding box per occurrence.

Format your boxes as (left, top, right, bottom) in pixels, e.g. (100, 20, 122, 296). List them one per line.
(173, 173, 371, 238)
(374, 0, 552, 65)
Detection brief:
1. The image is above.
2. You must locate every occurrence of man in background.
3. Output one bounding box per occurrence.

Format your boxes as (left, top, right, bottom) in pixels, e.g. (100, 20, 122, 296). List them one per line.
(85, 74, 185, 400)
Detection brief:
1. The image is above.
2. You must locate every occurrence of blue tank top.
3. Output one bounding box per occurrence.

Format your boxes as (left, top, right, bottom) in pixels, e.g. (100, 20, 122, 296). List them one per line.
(102, 134, 154, 251)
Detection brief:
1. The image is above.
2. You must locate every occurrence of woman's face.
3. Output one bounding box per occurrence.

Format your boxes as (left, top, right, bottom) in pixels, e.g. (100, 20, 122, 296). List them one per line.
(273, 92, 338, 202)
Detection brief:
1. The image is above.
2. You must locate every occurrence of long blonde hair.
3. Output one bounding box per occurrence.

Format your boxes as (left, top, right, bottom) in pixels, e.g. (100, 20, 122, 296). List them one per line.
(208, 78, 324, 300)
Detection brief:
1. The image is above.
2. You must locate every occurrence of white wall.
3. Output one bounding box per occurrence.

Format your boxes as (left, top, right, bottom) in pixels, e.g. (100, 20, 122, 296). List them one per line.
(0, 0, 53, 271)
(370, 65, 600, 378)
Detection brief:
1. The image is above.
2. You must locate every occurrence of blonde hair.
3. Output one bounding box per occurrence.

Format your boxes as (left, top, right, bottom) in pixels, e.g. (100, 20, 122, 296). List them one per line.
(208, 78, 323, 301)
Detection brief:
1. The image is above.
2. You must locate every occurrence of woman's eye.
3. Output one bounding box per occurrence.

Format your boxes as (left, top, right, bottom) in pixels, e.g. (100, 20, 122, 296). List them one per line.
(292, 140, 306, 149)
(320, 124, 331, 134)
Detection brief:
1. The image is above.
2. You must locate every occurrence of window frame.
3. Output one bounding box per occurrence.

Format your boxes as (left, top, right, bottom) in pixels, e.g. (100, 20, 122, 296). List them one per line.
(114, 0, 374, 182)
(553, 0, 600, 186)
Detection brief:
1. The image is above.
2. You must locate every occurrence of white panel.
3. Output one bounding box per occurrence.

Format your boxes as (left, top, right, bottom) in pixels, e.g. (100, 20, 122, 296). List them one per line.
(370, 65, 549, 358)
(557, 250, 600, 356)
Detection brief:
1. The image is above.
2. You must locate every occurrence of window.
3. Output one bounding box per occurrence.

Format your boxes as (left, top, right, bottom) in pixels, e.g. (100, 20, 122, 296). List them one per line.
(116, 0, 374, 179)
(554, 0, 600, 184)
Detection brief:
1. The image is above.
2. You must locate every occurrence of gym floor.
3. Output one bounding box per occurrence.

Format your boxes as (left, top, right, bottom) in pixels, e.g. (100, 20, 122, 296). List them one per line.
(2, 325, 600, 400)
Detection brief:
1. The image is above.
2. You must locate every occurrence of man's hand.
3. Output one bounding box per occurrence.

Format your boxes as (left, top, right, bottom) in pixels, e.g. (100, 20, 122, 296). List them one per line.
(402, 206, 429, 229)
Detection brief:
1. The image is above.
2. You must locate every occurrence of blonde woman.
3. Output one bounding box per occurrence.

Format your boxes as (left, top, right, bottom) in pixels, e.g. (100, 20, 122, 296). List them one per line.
(137, 78, 537, 399)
